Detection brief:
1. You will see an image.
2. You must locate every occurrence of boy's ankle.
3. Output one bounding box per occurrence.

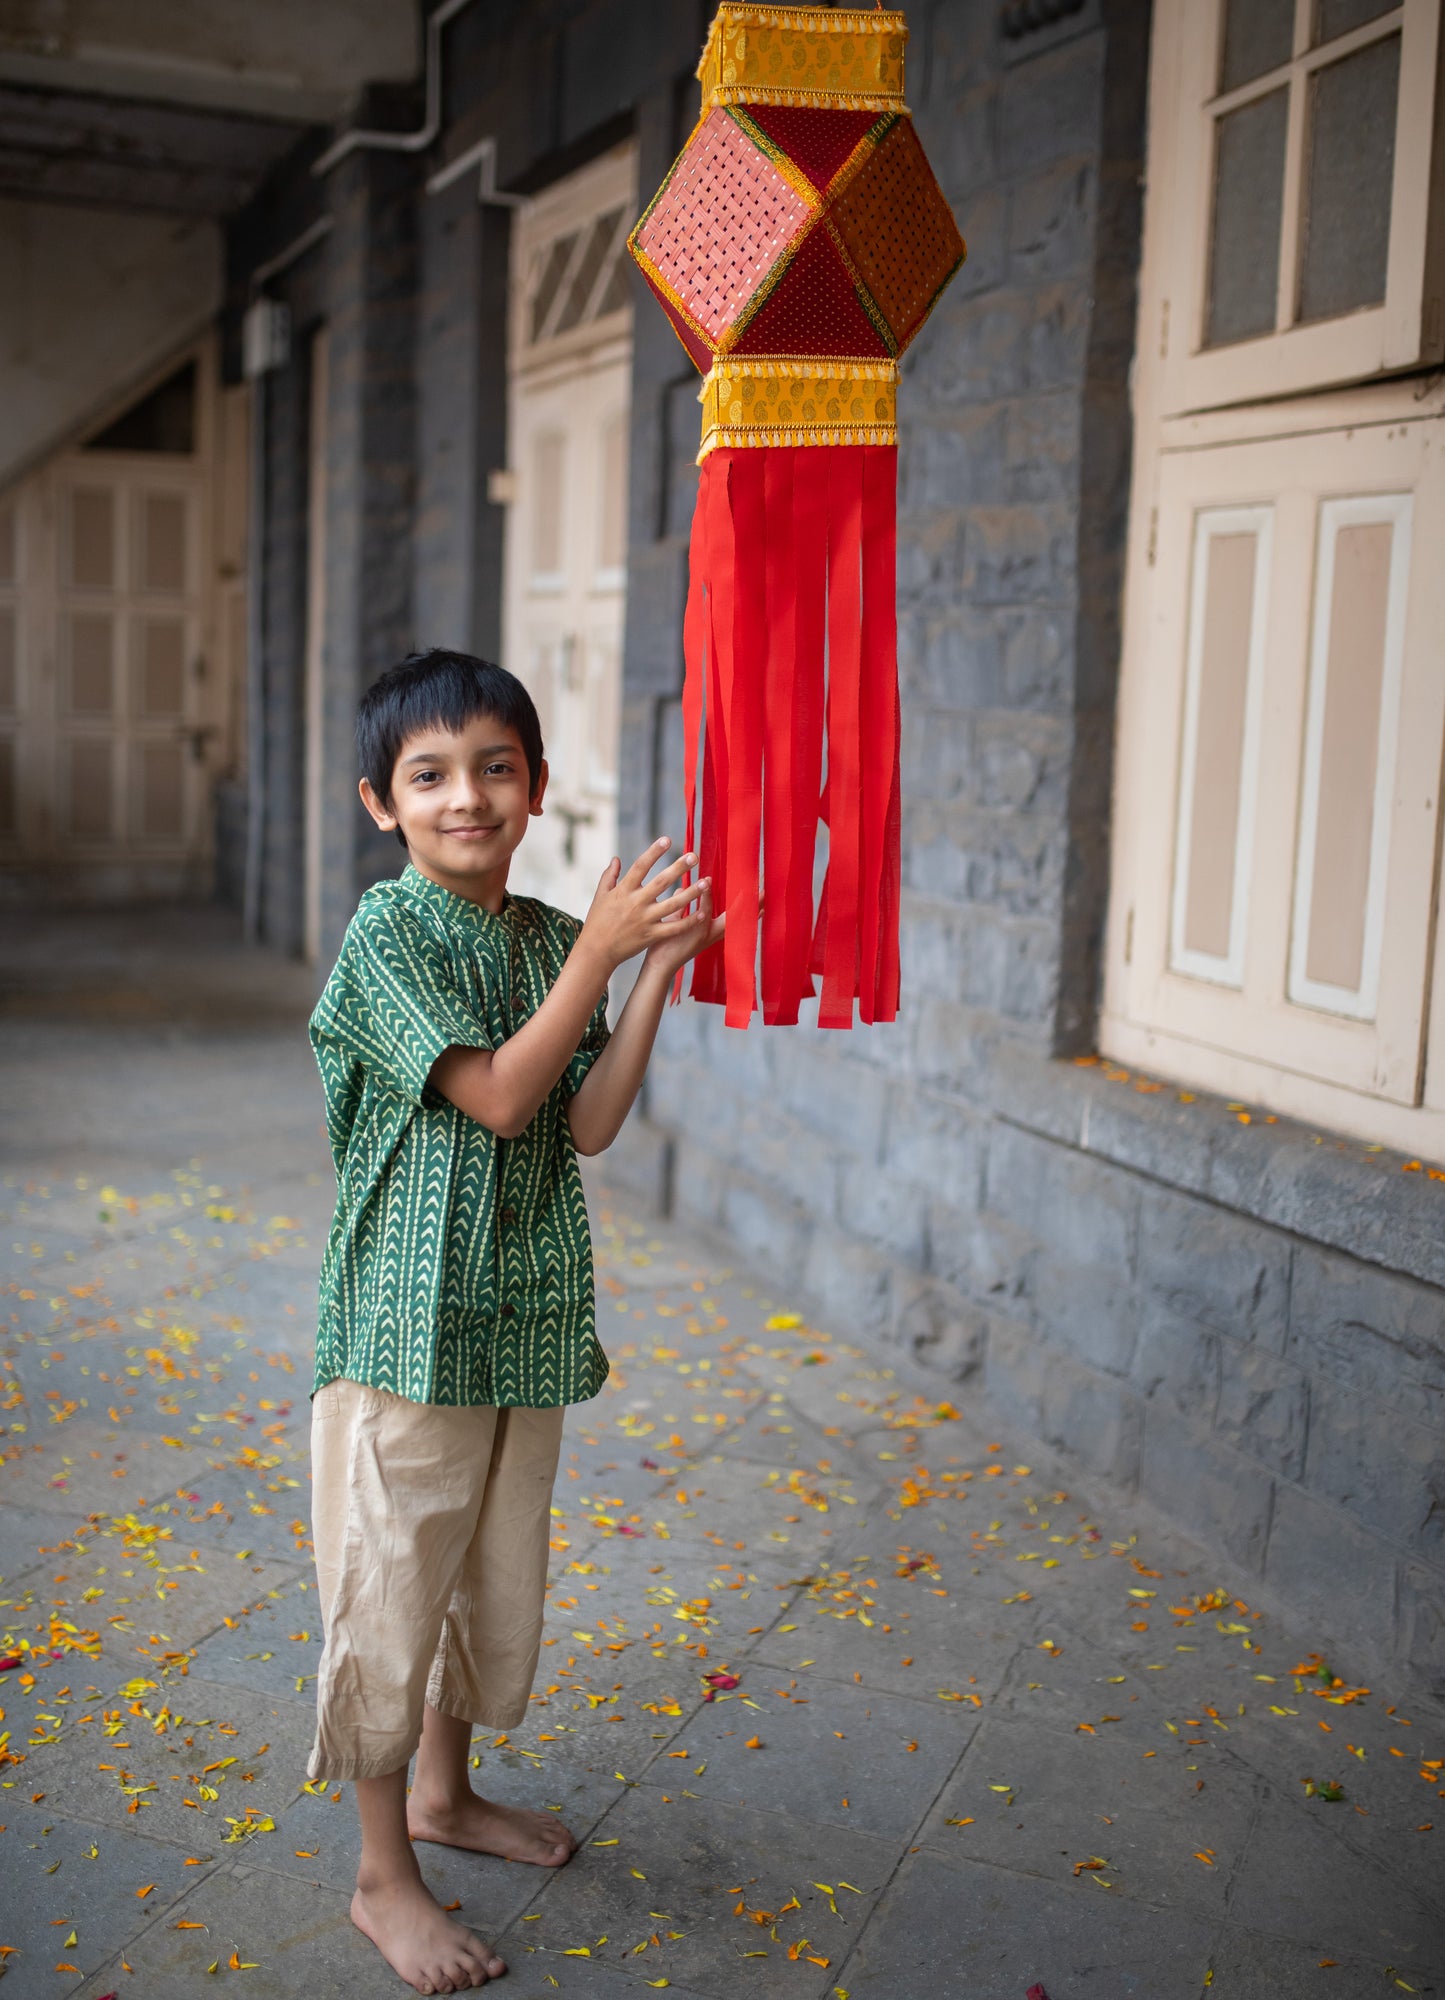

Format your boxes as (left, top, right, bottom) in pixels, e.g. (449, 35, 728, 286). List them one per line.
(408, 1779, 473, 1818)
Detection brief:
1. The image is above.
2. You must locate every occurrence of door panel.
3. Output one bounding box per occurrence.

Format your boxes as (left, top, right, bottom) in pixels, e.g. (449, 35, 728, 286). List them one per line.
(503, 144, 636, 921)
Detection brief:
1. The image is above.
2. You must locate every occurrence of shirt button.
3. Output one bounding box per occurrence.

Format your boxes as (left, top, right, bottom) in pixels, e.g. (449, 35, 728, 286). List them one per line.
(500, 1206, 518, 1225)
(500, 1302, 516, 1318)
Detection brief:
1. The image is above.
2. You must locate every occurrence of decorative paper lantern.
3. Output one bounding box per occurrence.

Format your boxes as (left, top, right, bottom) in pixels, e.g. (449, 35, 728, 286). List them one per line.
(628, 3, 964, 1028)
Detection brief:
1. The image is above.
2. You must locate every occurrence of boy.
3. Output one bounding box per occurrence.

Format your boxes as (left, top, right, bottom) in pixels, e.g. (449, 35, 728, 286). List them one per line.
(308, 648, 721, 1994)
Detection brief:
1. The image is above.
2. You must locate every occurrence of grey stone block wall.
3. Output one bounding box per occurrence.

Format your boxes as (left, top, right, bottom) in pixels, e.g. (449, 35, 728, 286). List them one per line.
(612, 0, 1445, 1708)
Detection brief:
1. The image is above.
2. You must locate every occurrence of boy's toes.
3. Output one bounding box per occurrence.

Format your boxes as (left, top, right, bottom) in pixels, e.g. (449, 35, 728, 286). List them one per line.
(456, 1938, 500, 1987)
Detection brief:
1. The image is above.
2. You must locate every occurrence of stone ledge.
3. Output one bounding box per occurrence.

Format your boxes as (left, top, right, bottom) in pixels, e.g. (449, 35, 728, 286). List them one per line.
(990, 1039, 1445, 1295)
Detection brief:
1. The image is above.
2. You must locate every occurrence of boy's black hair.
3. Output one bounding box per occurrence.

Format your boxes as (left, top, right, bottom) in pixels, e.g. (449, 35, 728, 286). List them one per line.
(358, 649, 544, 846)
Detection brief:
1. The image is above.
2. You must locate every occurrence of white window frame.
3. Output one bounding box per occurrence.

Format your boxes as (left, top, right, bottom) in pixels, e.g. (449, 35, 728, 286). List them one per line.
(1156, 0, 1445, 416)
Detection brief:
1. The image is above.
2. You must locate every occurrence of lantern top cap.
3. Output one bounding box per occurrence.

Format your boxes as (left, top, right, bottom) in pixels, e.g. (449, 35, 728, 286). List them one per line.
(697, 4, 910, 113)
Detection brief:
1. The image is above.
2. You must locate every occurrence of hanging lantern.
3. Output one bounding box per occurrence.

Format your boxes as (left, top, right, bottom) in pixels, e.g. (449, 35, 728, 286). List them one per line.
(628, 3, 964, 1028)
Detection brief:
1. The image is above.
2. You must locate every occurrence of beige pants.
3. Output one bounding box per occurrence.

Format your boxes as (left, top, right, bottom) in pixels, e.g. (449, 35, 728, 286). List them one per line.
(308, 1378, 564, 1782)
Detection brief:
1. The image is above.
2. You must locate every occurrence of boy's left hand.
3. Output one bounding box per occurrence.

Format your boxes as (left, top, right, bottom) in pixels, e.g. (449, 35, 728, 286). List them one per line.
(643, 877, 725, 979)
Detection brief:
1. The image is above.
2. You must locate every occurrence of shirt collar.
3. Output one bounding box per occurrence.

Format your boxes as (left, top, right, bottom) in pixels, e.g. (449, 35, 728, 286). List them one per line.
(396, 863, 511, 928)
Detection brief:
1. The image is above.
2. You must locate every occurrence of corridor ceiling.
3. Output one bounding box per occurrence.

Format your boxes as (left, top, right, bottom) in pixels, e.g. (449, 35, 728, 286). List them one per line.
(0, 0, 418, 216)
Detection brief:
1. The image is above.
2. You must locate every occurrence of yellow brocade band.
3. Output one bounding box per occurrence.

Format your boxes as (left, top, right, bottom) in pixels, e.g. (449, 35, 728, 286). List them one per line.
(697, 357, 899, 461)
(697, 4, 907, 110)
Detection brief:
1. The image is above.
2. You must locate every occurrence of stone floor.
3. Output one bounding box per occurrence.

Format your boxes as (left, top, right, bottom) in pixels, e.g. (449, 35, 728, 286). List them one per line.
(0, 906, 1442, 2000)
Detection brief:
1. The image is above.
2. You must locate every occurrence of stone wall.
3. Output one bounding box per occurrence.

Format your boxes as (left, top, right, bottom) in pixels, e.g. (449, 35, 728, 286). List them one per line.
(615, 0, 1445, 1709)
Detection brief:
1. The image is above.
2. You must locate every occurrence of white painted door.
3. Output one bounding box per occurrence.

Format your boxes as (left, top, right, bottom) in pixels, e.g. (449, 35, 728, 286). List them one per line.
(0, 343, 239, 900)
(502, 143, 635, 920)
(10, 459, 209, 892)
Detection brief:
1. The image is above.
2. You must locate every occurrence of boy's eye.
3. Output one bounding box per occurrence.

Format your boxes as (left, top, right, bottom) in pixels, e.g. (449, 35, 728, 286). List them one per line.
(412, 769, 442, 784)
(485, 762, 513, 776)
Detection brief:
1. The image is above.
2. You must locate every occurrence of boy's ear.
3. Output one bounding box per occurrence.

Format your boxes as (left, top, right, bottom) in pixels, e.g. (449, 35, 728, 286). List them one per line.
(529, 758, 549, 818)
(359, 776, 398, 831)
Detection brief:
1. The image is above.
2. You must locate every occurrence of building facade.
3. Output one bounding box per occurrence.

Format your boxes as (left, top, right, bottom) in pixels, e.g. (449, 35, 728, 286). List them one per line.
(4, 0, 1443, 1709)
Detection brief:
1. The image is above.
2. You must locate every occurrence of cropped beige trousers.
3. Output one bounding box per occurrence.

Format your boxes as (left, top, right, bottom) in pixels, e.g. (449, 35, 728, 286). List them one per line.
(307, 1377, 564, 1783)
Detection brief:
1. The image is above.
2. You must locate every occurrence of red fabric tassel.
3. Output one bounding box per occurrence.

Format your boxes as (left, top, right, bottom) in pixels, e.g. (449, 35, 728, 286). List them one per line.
(761, 449, 797, 1023)
(818, 446, 864, 1029)
(860, 443, 900, 1021)
(677, 443, 899, 1028)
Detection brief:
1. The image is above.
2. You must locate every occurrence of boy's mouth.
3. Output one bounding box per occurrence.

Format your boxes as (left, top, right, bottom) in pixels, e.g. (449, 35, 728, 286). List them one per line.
(442, 823, 503, 840)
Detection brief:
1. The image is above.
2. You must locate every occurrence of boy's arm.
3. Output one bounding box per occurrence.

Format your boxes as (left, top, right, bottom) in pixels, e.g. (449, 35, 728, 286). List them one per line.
(430, 840, 709, 1139)
(567, 880, 724, 1157)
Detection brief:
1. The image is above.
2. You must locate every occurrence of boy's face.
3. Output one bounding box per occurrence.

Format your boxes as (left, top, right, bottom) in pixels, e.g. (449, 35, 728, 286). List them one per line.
(359, 713, 547, 906)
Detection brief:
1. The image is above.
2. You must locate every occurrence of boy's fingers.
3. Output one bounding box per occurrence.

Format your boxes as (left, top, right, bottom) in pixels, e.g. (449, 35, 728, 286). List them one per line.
(661, 887, 707, 914)
(622, 836, 671, 886)
(648, 851, 697, 893)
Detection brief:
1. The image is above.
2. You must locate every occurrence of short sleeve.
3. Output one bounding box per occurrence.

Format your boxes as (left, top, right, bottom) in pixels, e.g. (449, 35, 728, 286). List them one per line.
(563, 986, 611, 1100)
(313, 910, 493, 1106)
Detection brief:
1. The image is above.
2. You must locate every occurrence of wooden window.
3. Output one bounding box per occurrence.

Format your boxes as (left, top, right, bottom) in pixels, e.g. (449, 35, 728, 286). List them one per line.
(1155, 0, 1444, 412)
(522, 206, 632, 353)
(1105, 2, 1445, 1152)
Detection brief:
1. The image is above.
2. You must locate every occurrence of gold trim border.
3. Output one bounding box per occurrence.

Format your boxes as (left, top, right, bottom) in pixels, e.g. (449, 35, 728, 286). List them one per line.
(698, 356, 899, 460)
(698, 2, 908, 111)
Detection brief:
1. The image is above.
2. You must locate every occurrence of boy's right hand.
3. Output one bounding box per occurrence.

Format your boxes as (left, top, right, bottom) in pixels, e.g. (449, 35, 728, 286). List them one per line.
(578, 838, 709, 974)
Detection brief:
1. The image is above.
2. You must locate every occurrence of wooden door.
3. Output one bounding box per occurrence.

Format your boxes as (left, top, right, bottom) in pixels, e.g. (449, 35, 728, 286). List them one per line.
(0, 343, 237, 902)
(502, 144, 635, 920)
(47, 462, 207, 874)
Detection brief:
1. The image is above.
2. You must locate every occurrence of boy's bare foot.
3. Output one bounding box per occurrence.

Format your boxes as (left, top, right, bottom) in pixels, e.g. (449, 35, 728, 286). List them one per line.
(351, 1877, 505, 1993)
(408, 1790, 577, 1867)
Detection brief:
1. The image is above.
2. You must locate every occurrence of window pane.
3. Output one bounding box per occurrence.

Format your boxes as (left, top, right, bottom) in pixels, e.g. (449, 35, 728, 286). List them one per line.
(594, 244, 632, 317)
(1220, 0, 1294, 91)
(85, 361, 196, 455)
(1297, 35, 1398, 324)
(1205, 89, 1287, 347)
(1315, 0, 1394, 45)
(1177, 528, 1259, 967)
(1299, 520, 1392, 996)
(530, 235, 577, 343)
(554, 209, 624, 335)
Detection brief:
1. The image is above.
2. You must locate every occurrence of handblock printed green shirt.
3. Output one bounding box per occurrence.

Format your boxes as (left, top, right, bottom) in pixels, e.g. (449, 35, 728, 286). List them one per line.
(309, 865, 610, 1407)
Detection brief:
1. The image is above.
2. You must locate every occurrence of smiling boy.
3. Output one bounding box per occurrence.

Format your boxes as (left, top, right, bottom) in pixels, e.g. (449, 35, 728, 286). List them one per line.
(307, 648, 721, 1993)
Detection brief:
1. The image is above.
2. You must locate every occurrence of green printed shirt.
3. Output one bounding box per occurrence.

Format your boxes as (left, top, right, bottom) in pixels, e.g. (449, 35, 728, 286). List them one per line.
(309, 865, 610, 1407)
